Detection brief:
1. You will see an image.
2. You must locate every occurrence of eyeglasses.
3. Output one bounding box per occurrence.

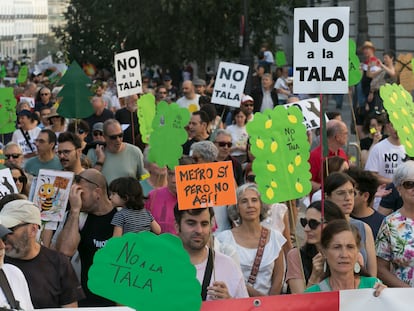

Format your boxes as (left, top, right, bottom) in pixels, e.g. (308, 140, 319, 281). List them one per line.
(9, 223, 30, 232)
(74, 174, 100, 188)
(40, 93, 50, 96)
(35, 138, 47, 144)
(300, 218, 323, 230)
(332, 189, 357, 199)
(107, 133, 123, 140)
(5, 154, 22, 159)
(215, 141, 232, 148)
(402, 180, 414, 190)
(93, 131, 103, 136)
(13, 176, 27, 184)
(246, 175, 256, 183)
(78, 129, 85, 135)
(57, 149, 76, 156)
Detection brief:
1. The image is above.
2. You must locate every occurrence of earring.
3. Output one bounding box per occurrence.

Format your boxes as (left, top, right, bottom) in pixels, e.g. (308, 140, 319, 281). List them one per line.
(323, 260, 327, 273)
(354, 262, 361, 274)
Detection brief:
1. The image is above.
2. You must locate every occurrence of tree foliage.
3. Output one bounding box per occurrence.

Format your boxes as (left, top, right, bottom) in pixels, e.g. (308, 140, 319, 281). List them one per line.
(57, 0, 305, 72)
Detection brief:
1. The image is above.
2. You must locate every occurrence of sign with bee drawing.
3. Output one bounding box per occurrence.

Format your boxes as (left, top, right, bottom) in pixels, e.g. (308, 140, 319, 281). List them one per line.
(32, 169, 74, 222)
(0, 168, 18, 199)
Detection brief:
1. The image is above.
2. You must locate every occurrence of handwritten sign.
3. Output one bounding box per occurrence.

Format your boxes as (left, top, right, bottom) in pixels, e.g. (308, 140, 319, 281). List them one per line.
(175, 161, 236, 209)
(88, 232, 201, 311)
(33, 169, 74, 222)
(285, 97, 327, 130)
(114, 49, 143, 98)
(293, 7, 349, 94)
(246, 106, 311, 204)
(211, 62, 249, 107)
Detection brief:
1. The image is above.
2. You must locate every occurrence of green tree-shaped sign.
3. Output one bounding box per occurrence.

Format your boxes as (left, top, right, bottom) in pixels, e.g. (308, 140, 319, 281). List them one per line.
(246, 105, 311, 204)
(349, 39, 362, 87)
(380, 83, 414, 156)
(56, 60, 94, 118)
(137, 94, 156, 144)
(0, 88, 17, 135)
(148, 102, 190, 169)
(88, 232, 201, 311)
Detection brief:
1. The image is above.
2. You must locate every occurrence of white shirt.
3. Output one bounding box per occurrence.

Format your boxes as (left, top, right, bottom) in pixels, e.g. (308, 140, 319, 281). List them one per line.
(177, 94, 200, 112)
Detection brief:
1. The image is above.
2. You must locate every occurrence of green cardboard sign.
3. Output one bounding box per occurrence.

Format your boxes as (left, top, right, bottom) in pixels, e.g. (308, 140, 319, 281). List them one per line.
(0, 88, 17, 134)
(349, 39, 362, 86)
(246, 105, 311, 203)
(148, 101, 190, 169)
(88, 232, 201, 311)
(275, 51, 287, 67)
(380, 83, 414, 156)
(137, 94, 156, 143)
(56, 61, 95, 118)
(17, 65, 28, 84)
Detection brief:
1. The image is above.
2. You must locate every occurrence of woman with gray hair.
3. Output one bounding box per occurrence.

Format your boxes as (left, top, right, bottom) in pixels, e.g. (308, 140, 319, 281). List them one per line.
(216, 183, 286, 296)
(376, 160, 414, 288)
(190, 140, 218, 163)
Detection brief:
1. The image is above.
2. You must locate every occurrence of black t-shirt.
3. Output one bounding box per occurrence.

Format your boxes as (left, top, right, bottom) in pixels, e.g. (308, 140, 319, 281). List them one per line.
(115, 108, 145, 151)
(78, 209, 117, 307)
(351, 210, 385, 239)
(5, 245, 84, 308)
(83, 109, 115, 142)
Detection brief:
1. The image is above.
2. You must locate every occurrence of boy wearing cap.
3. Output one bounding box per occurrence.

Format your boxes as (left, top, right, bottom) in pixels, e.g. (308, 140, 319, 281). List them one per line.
(0, 199, 84, 308)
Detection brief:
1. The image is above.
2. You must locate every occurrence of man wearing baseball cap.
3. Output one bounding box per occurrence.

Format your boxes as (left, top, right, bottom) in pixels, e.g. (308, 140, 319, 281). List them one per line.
(0, 223, 33, 310)
(0, 199, 84, 308)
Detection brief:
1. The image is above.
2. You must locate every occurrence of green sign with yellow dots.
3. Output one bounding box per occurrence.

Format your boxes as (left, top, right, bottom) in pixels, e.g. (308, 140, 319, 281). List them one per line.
(246, 105, 311, 204)
(380, 83, 414, 156)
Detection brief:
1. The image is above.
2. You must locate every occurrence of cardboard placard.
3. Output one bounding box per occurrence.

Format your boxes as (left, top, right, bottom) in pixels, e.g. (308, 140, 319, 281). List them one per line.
(114, 49, 143, 98)
(285, 97, 327, 130)
(175, 161, 236, 209)
(293, 7, 349, 94)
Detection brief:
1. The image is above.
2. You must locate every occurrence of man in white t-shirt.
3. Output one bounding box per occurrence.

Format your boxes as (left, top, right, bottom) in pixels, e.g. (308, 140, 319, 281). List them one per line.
(174, 205, 248, 301)
(177, 80, 200, 112)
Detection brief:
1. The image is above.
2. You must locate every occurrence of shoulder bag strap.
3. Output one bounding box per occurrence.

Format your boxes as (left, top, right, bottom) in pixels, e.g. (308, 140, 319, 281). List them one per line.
(247, 226, 269, 285)
(201, 248, 214, 301)
(0, 269, 20, 310)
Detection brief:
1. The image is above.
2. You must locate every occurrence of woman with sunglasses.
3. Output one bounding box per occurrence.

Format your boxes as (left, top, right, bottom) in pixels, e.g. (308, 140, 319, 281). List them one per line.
(325, 172, 377, 277)
(226, 108, 249, 164)
(305, 220, 385, 296)
(67, 119, 90, 151)
(376, 161, 414, 288)
(5, 163, 29, 197)
(216, 183, 286, 296)
(286, 200, 346, 293)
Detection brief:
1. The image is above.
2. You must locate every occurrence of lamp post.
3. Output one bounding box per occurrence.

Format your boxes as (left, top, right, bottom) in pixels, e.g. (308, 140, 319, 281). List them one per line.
(239, 0, 253, 94)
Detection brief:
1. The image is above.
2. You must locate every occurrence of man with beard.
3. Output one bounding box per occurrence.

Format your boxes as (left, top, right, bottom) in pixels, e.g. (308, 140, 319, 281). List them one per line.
(0, 199, 84, 308)
(177, 80, 200, 112)
(87, 119, 145, 184)
(174, 205, 248, 301)
(57, 131, 85, 175)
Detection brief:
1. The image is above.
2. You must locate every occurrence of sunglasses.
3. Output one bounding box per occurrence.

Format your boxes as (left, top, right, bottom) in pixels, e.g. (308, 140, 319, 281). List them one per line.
(402, 180, 414, 190)
(5, 154, 22, 159)
(74, 174, 100, 188)
(216, 141, 232, 148)
(107, 133, 123, 140)
(40, 93, 50, 96)
(93, 131, 103, 136)
(13, 176, 27, 184)
(246, 175, 256, 183)
(243, 103, 254, 107)
(300, 218, 323, 230)
(78, 129, 85, 135)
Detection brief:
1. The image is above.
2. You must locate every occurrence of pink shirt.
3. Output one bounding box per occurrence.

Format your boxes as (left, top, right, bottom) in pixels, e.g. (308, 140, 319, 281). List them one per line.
(145, 187, 177, 234)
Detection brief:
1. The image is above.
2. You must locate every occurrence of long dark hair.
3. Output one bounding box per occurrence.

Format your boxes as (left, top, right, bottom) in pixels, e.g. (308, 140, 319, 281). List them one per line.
(300, 200, 346, 282)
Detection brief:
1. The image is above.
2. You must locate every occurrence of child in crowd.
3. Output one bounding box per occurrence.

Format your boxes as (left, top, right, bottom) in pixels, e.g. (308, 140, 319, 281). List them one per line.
(110, 177, 161, 236)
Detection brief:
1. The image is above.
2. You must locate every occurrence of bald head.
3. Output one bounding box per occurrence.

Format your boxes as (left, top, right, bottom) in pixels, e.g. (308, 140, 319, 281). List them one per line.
(81, 168, 108, 195)
(182, 80, 195, 98)
(327, 119, 347, 138)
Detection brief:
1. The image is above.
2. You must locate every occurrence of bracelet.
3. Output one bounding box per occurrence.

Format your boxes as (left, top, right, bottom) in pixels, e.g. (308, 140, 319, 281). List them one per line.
(95, 161, 104, 166)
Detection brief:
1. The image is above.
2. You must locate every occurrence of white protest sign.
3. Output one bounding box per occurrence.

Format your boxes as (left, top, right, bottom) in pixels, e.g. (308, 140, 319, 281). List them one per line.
(114, 49, 142, 98)
(0, 168, 18, 200)
(293, 7, 349, 94)
(20, 96, 35, 108)
(285, 97, 327, 130)
(211, 62, 249, 107)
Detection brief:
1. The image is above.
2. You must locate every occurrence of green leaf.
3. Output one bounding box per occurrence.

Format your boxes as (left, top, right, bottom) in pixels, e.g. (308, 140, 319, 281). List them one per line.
(17, 65, 28, 84)
(348, 39, 362, 86)
(0, 88, 17, 134)
(137, 94, 156, 144)
(88, 232, 201, 311)
(275, 51, 287, 67)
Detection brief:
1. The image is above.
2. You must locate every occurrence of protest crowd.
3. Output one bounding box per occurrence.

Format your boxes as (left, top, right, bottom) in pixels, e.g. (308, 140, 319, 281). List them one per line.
(0, 36, 413, 310)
